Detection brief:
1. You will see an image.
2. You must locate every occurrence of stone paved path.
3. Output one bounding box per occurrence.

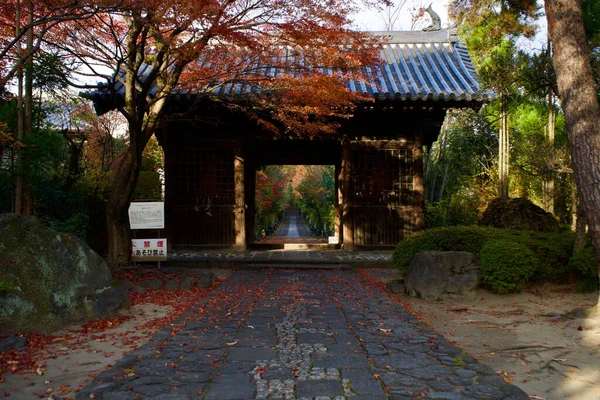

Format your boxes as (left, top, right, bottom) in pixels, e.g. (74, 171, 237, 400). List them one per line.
(77, 270, 528, 400)
(259, 208, 326, 244)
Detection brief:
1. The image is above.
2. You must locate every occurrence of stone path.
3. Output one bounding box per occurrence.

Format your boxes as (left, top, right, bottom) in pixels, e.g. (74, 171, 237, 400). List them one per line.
(259, 207, 326, 245)
(77, 270, 528, 400)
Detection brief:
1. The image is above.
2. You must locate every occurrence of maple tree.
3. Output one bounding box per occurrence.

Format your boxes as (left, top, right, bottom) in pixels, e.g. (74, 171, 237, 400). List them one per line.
(0, 1, 119, 215)
(255, 166, 291, 236)
(38, 0, 388, 271)
(0, 1, 118, 88)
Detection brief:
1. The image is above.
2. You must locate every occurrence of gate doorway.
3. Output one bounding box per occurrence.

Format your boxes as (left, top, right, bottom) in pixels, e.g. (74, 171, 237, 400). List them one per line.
(253, 165, 336, 248)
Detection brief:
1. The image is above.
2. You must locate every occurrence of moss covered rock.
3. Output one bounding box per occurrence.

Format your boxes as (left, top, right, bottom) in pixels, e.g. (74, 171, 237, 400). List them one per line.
(479, 197, 560, 232)
(0, 214, 129, 333)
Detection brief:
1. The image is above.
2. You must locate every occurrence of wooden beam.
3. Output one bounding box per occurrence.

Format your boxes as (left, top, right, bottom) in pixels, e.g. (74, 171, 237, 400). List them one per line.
(334, 162, 340, 238)
(412, 131, 425, 234)
(340, 138, 354, 250)
(234, 146, 246, 250)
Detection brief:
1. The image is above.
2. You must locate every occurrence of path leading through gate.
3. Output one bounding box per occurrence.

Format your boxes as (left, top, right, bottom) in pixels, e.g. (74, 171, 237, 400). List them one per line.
(259, 208, 326, 245)
(78, 269, 529, 399)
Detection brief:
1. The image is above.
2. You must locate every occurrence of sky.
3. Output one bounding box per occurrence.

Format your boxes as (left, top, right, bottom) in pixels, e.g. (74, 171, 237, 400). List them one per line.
(351, 0, 548, 53)
(351, 0, 451, 31)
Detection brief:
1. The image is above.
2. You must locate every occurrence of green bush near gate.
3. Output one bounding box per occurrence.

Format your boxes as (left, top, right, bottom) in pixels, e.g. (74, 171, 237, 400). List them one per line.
(393, 226, 581, 292)
(479, 239, 539, 293)
(569, 247, 599, 292)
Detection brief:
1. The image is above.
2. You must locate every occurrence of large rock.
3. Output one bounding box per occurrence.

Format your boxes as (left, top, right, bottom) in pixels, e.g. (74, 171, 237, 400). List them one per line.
(479, 197, 560, 232)
(0, 214, 130, 334)
(404, 252, 481, 300)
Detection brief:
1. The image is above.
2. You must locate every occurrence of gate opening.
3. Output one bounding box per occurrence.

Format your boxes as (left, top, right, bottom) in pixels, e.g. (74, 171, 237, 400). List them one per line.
(254, 165, 335, 245)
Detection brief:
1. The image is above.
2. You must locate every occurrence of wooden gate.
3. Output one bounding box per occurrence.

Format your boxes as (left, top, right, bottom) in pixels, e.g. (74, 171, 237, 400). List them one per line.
(167, 145, 236, 248)
(350, 148, 417, 246)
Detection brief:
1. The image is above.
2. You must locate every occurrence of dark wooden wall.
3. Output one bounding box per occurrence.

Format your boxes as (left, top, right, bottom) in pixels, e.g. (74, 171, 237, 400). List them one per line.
(158, 102, 446, 250)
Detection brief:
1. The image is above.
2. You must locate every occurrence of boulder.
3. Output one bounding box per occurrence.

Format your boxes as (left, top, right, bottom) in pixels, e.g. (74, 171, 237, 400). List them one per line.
(164, 279, 180, 291)
(0, 214, 130, 334)
(180, 276, 196, 290)
(385, 279, 406, 294)
(131, 285, 146, 294)
(404, 252, 481, 300)
(479, 197, 560, 232)
(196, 272, 217, 289)
(117, 279, 135, 290)
(0, 335, 26, 352)
(138, 279, 163, 290)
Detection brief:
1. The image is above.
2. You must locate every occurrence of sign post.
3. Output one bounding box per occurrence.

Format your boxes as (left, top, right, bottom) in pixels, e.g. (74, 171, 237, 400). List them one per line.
(128, 202, 166, 268)
(128, 202, 165, 230)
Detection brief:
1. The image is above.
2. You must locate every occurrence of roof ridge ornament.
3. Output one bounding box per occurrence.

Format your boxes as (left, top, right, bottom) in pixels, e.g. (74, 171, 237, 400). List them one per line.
(423, 3, 442, 32)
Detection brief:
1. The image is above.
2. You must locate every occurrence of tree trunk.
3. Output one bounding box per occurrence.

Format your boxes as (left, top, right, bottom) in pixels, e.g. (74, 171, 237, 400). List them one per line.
(546, 0, 600, 309)
(571, 174, 577, 231)
(498, 93, 510, 197)
(23, 0, 33, 215)
(14, 1, 24, 215)
(574, 204, 587, 252)
(437, 162, 449, 201)
(106, 130, 146, 271)
(64, 137, 84, 191)
(543, 93, 556, 214)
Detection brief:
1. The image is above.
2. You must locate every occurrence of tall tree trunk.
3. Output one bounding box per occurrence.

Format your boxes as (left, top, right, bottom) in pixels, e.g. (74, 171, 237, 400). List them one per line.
(437, 162, 449, 201)
(574, 204, 588, 252)
(106, 129, 147, 271)
(543, 92, 556, 214)
(571, 175, 577, 231)
(14, 0, 24, 215)
(23, 0, 33, 215)
(546, 0, 600, 309)
(498, 93, 510, 197)
(64, 135, 84, 191)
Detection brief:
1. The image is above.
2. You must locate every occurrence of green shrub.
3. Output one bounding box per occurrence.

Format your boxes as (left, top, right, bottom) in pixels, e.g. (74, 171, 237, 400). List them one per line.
(521, 231, 575, 282)
(425, 194, 481, 228)
(570, 248, 599, 292)
(570, 247, 598, 278)
(479, 239, 540, 293)
(393, 226, 492, 273)
(394, 226, 575, 286)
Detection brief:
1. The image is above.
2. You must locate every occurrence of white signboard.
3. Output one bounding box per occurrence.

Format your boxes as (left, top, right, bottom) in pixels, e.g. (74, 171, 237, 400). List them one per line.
(328, 236, 339, 244)
(132, 238, 167, 261)
(129, 202, 165, 229)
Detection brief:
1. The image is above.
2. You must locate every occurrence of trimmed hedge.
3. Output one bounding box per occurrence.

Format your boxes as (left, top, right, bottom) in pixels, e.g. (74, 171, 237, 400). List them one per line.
(479, 239, 539, 293)
(393, 226, 578, 289)
(569, 247, 599, 292)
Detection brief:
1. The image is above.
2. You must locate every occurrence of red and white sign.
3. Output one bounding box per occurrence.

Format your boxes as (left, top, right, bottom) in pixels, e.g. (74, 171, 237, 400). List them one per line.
(132, 238, 167, 261)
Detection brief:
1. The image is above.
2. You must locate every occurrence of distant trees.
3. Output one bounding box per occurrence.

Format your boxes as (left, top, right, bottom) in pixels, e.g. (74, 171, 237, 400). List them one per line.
(294, 165, 336, 236)
(255, 166, 291, 238)
(254, 165, 335, 240)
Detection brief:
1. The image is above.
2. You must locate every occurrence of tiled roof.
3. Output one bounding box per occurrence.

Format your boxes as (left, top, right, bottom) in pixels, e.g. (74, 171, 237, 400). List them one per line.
(87, 29, 492, 112)
(210, 29, 492, 102)
(359, 30, 492, 102)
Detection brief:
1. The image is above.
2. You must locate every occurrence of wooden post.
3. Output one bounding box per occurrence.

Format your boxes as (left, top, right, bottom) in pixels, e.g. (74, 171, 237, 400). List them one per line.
(340, 138, 354, 250)
(234, 146, 246, 250)
(413, 133, 425, 234)
(246, 153, 256, 245)
(334, 162, 341, 238)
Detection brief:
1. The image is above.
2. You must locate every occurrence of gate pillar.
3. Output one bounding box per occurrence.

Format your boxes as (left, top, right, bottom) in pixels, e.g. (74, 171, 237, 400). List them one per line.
(234, 146, 246, 250)
(340, 138, 354, 250)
